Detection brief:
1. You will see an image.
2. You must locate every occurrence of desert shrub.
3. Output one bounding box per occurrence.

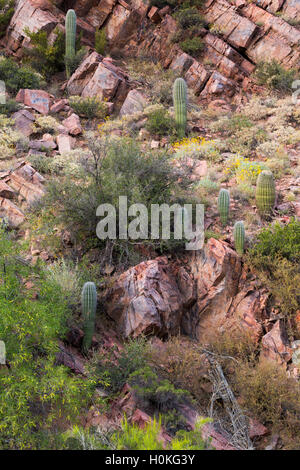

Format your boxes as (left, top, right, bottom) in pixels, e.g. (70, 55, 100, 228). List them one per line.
(225, 156, 268, 184)
(150, 0, 203, 7)
(23, 28, 65, 79)
(145, 107, 176, 136)
(0, 0, 14, 38)
(0, 114, 25, 158)
(33, 115, 59, 134)
(45, 259, 81, 307)
(248, 219, 300, 267)
(69, 95, 108, 119)
(180, 37, 204, 55)
(148, 337, 210, 405)
(247, 220, 300, 323)
(254, 60, 298, 93)
(234, 360, 300, 448)
(173, 137, 222, 162)
(174, 7, 204, 29)
(37, 136, 193, 252)
(0, 98, 20, 116)
(95, 29, 107, 55)
(128, 366, 191, 412)
(0, 57, 43, 94)
(227, 126, 268, 156)
(0, 229, 94, 449)
(91, 337, 149, 394)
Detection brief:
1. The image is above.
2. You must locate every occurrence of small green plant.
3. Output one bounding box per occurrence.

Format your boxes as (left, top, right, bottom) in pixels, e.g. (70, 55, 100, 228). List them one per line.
(255, 170, 275, 215)
(69, 95, 108, 119)
(0, 98, 20, 116)
(145, 107, 176, 136)
(81, 282, 97, 354)
(234, 221, 245, 255)
(0, 56, 43, 93)
(173, 78, 187, 139)
(24, 27, 65, 79)
(0, 0, 14, 39)
(95, 29, 107, 55)
(65, 9, 77, 79)
(180, 37, 204, 55)
(254, 60, 298, 93)
(217, 188, 230, 226)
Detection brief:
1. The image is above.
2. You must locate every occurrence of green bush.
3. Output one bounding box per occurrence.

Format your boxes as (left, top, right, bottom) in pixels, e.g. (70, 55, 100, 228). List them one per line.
(254, 60, 298, 93)
(0, 98, 20, 116)
(0, 0, 14, 39)
(0, 57, 43, 94)
(129, 366, 191, 411)
(174, 7, 204, 29)
(145, 107, 176, 136)
(248, 218, 300, 267)
(95, 29, 107, 55)
(38, 136, 192, 251)
(180, 37, 204, 55)
(0, 229, 94, 449)
(69, 95, 108, 119)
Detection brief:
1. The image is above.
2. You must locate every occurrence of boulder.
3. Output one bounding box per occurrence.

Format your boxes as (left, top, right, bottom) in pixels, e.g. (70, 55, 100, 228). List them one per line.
(16, 89, 51, 115)
(119, 89, 147, 116)
(67, 52, 103, 96)
(261, 320, 292, 365)
(6, 0, 59, 52)
(12, 109, 35, 137)
(85, 0, 117, 29)
(104, 239, 268, 342)
(62, 113, 82, 136)
(81, 62, 123, 101)
(185, 61, 211, 94)
(148, 6, 161, 23)
(0, 197, 25, 227)
(57, 134, 73, 154)
(0, 181, 15, 199)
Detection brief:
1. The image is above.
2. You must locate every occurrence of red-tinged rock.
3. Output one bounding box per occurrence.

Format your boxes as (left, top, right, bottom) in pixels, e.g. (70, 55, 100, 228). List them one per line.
(0, 181, 15, 199)
(81, 62, 122, 101)
(261, 320, 292, 365)
(16, 89, 51, 115)
(159, 5, 171, 17)
(106, 3, 140, 46)
(55, 343, 85, 375)
(249, 418, 268, 439)
(14, 162, 45, 185)
(185, 61, 211, 94)
(148, 6, 161, 23)
(62, 113, 82, 136)
(119, 89, 147, 116)
(67, 52, 103, 96)
(0, 197, 25, 227)
(170, 52, 194, 75)
(12, 109, 35, 137)
(50, 99, 68, 114)
(7, 0, 59, 52)
(201, 71, 236, 96)
(6, 172, 45, 205)
(86, 0, 117, 28)
(202, 423, 237, 450)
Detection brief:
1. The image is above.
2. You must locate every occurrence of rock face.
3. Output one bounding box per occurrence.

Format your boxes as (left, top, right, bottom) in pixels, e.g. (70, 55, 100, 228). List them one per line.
(16, 89, 51, 115)
(4, 0, 300, 100)
(104, 239, 268, 342)
(0, 162, 45, 227)
(261, 320, 292, 365)
(119, 89, 147, 116)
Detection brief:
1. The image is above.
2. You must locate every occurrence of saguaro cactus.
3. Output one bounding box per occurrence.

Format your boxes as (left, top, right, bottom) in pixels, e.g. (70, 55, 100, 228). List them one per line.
(218, 188, 230, 226)
(81, 282, 97, 354)
(65, 9, 77, 79)
(234, 221, 245, 255)
(256, 170, 275, 215)
(173, 77, 187, 138)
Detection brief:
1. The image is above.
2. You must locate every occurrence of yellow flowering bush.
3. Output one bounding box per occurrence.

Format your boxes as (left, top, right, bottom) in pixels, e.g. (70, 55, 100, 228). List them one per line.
(225, 156, 268, 184)
(173, 136, 221, 161)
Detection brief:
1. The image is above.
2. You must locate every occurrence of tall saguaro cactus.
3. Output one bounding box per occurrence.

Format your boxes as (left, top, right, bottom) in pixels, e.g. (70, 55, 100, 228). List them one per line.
(234, 221, 245, 255)
(65, 9, 77, 79)
(256, 170, 276, 215)
(173, 77, 187, 139)
(81, 282, 97, 354)
(218, 188, 230, 226)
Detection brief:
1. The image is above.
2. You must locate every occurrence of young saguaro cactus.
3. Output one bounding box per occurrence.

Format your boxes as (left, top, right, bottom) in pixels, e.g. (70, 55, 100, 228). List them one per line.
(218, 188, 230, 226)
(65, 9, 77, 79)
(256, 170, 275, 215)
(234, 221, 245, 255)
(81, 282, 97, 354)
(173, 77, 187, 139)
